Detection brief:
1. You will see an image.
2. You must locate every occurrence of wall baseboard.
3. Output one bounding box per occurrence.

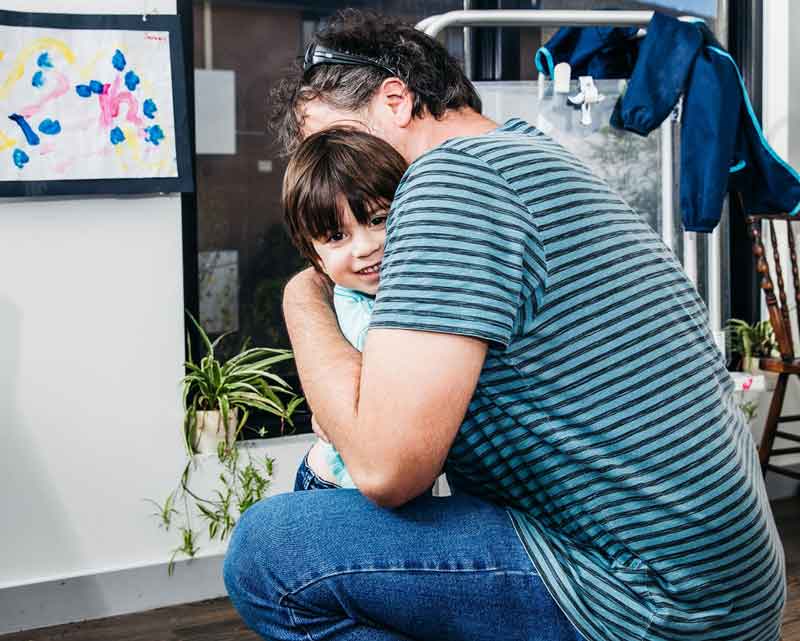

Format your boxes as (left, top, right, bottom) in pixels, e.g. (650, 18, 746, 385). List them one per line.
(0, 555, 226, 635)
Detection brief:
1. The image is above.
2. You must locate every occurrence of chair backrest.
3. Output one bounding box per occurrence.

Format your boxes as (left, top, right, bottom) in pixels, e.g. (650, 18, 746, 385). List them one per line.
(744, 196, 798, 361)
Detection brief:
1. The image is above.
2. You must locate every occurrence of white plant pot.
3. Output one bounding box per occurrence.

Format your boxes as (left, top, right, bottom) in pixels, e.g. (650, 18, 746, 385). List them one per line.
(193, 409, 238, 454)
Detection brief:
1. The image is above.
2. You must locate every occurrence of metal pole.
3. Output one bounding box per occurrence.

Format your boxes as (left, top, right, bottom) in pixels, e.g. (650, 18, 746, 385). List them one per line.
(422, 10, 656, 37)
(709, 0, 728, 345)
(463, 0, 473, 81)
(660, 119, 674, 251)
(684, 232, 699, 286)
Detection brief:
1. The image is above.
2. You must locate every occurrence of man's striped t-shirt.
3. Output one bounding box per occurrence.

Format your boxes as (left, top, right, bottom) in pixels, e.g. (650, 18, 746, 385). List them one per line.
(370, 118, 785, 641)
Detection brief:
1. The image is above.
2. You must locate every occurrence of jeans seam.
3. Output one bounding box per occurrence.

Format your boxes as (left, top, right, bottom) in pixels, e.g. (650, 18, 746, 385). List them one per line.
(278, 565, 538, 610)
(277, 567, 539, 640)
(286, 602, 315, 641)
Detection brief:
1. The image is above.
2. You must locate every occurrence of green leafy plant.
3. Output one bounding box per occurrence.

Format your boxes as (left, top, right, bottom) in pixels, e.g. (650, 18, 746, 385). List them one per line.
(182, 311, 304, 452)
(149, 312, 304, 574)
(739, 399, 759, 424)
(726, 318, 777, 367)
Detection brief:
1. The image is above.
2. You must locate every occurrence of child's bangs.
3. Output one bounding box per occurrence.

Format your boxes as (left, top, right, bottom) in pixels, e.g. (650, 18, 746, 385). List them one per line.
(301, 165, 392, 239)
(342, 163, 397, 224)
(299, 164, 349, 239)
(346, 190, 392, 226)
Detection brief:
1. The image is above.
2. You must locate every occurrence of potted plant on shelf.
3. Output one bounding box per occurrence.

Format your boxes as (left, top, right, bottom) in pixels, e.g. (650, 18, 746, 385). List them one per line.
(148, 312, 305, 574)
(726, 318, 778, 375)
(183, 311, 303, 453)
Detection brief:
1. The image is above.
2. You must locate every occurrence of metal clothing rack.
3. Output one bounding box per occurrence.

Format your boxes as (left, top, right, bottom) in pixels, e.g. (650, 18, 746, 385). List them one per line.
(415, 10, 724, 347)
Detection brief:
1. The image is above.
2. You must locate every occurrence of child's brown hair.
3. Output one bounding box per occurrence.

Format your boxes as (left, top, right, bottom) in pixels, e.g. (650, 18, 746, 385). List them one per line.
(282, 128, 408, 271)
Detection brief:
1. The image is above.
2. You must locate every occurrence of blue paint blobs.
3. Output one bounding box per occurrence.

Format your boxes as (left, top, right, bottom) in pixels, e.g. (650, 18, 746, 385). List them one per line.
(143, 99, 157, 119)
(76, 84, 92, 98)
(145, 125, 164, 146)
(32, 70, 45, 88)
(12, 148, 30, 169)
(13, 148, 30, 169)
(112, 49, 126, 71)
(90, 80, 104, 94)
(9, 113, 40, 146)
(124, 70, 140, 91)
(38, 118, 62, 135)
(37, 52, 53, 68)
(110, 127, 126, 145)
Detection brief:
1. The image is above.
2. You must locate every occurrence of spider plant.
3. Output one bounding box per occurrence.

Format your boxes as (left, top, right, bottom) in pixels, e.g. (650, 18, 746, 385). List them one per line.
(726, 318, 777, 367)
(148, 312, 305, 574)
(182, 311, 305, 454)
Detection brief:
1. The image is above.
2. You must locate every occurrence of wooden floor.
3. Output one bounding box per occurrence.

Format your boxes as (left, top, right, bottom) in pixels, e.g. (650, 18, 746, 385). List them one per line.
(3, 497, 800, 641)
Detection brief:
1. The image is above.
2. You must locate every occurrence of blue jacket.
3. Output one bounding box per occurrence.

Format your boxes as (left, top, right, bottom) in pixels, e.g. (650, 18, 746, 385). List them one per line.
(534, 25, 640, 80)
(536, 12, 800, 231)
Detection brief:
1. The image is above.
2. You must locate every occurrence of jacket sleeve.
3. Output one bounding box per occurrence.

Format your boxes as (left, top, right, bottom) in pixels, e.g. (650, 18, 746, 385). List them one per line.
(678, 46, 742, 232)
(610, 12, 703, 136)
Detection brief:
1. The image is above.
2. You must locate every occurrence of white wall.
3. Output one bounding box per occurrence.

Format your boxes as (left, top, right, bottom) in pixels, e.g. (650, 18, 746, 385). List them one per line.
(790, 1, 800, 170)
(0, 0, 311, 632)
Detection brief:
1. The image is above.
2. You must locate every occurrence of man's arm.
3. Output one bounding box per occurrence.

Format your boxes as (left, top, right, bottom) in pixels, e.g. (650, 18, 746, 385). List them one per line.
(283, 268, 488, 507)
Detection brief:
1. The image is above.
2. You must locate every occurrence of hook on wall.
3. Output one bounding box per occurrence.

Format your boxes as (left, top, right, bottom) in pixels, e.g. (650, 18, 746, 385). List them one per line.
(142, 3, 160, 22)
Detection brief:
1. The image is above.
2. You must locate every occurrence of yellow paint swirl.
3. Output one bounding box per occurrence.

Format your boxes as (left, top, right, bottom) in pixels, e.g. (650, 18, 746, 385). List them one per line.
(0, 38, 76, 101)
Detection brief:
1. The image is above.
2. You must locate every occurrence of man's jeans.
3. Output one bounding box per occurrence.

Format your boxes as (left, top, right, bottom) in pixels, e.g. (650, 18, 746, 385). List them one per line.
(224, 487, 585, 641)
(294, 451, 342, 491)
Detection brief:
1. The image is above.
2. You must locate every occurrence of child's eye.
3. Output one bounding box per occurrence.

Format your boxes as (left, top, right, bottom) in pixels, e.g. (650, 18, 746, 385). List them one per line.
(326, 231, 345, 243)
(369, 214, 388, 227)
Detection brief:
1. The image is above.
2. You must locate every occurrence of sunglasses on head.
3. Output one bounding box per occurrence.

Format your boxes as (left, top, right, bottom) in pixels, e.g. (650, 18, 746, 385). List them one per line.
(302, 42, 398, 77)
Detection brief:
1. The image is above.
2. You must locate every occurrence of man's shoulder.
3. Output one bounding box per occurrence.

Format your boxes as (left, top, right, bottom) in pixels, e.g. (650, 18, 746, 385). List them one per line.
(404, 118, 548, 181)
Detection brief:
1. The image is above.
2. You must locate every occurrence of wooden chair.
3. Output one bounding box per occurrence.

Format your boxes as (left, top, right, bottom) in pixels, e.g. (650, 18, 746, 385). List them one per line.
(745, 202, 800, 481)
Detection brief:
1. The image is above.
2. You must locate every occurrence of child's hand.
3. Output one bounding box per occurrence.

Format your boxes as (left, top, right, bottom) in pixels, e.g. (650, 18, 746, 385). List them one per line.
(311, 414, 331, 443)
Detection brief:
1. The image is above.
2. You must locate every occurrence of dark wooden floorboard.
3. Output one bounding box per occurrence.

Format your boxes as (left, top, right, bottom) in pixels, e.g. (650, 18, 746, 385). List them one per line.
(0, 599, 261, 641)
(3, 497, 800, 641)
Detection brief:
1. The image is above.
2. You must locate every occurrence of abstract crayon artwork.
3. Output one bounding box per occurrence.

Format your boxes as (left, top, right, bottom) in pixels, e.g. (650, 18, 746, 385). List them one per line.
(0, 10, 192, 196)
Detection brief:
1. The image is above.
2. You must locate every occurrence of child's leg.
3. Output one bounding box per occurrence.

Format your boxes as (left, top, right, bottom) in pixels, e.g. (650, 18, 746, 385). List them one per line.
(294, 440, 342, 492)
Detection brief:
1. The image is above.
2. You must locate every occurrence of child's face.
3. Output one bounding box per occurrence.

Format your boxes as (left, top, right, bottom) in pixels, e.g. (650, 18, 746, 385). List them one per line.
(311, 199, 388, 296)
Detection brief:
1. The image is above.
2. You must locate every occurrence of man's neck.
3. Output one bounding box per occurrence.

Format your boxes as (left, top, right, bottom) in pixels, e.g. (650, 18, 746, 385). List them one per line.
(405, 108, 499, 162)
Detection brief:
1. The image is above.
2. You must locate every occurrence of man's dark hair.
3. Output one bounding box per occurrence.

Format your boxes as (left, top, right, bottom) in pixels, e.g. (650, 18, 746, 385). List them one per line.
(269, 10, 482, 155)
(282, 127, 408, 271)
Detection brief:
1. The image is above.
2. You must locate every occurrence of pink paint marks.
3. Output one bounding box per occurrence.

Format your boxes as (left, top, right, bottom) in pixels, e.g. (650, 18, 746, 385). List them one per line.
(98, 75, 144, 129)
(19, 71, 70, 118)
(98, 77, 117, 128)
(39, 143, 56, 155)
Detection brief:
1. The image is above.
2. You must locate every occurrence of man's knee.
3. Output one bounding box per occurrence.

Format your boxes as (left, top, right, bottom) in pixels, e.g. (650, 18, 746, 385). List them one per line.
(223, 493, 297, 601)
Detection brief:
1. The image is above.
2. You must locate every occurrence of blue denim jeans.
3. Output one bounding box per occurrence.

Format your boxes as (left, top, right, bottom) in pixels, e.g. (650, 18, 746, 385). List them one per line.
(224, 488, 585, 641)
(294, 451, 342, 491)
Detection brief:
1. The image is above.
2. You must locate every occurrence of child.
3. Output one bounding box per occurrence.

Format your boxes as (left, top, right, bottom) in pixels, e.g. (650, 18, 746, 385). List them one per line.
(281, 127, 408, 490)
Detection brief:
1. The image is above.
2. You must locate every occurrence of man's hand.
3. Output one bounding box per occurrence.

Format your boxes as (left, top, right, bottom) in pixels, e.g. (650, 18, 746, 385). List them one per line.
(283, 267, 334, 312)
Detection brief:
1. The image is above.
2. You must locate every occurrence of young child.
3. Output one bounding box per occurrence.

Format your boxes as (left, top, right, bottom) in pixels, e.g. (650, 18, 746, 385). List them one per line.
(281, 127, 408, 491)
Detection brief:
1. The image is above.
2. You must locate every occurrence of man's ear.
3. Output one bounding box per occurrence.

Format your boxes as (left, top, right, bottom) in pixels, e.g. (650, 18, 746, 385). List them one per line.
(377, 78, 413, 128)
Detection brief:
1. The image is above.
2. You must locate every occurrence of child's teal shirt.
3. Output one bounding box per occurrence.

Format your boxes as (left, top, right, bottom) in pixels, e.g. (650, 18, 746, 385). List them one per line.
(318, 285, 375, 488)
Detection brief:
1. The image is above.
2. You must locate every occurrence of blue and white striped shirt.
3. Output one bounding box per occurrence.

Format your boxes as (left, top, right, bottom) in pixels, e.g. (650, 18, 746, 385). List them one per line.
(370, 118, 785, 641)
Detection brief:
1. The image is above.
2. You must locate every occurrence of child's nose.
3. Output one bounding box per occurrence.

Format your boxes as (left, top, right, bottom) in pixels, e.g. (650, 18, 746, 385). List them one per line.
(352, 232, 380, 257)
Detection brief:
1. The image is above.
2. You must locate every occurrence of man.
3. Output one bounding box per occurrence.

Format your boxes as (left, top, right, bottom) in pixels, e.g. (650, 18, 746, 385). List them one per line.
(224, 10, 785, 641)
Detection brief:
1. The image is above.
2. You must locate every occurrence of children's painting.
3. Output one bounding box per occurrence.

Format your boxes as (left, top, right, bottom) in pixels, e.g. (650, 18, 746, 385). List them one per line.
(0, 10, 192, 196)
